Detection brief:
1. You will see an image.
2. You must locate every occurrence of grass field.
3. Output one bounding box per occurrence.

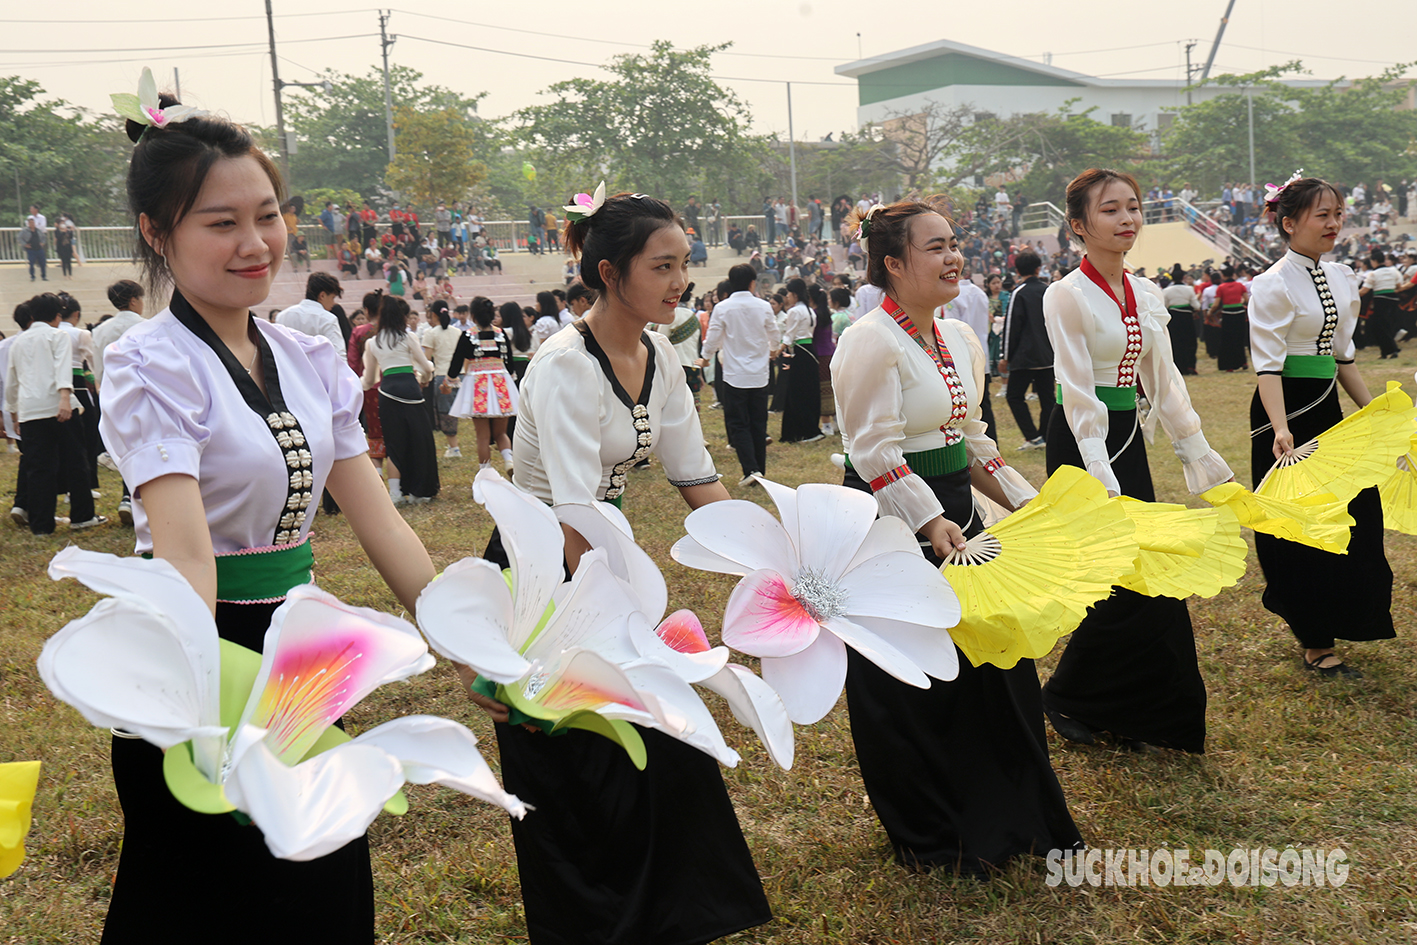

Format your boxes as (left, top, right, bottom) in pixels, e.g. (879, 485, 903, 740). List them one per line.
(3, 354, 1417, 944)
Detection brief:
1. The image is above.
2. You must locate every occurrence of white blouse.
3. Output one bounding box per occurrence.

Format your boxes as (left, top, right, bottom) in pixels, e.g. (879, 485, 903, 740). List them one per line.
(781, 302, 815, 345)
(513, 326, 719, 506)
(100, 309, 366, 554)
(833, 307, 1036, 532)
(1248, 249, 1358, 374)
(1045, 265, 1232, 497)
(421, 323, 464, 376)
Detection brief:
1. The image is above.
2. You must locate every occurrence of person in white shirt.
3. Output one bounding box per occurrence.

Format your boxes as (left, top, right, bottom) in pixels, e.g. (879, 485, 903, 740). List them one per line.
(57, 294, 102, 493)
(698, 264, 779, 482)
(938, 270, 997, 441)
(1360, 249, 1406, 348)
(91, 279, 147, 523)
(778, 277, 821, 442)
(275, 271, 345, 353)
(531, 290, 563, 344)
(6, 293, 100, 532)
(25, 204, 47, 234)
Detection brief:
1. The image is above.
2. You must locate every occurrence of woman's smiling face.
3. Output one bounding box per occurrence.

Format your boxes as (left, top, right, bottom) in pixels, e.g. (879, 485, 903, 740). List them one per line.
(150, 154, 285, 316)
(606, 223, 690, 324)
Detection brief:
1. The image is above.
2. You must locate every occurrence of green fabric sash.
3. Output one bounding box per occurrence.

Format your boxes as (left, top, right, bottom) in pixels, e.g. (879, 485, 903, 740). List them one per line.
(141, 540, 314, 603)
(1282, 354, 1337, 379)
(1055, 383, 1137, 410)
(382, 365, 414, 376)
(845, 441, 968, 478)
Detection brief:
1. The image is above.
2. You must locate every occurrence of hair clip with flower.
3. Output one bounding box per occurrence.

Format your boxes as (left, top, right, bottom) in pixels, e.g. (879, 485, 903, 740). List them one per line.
(563, 181, 607, 223)
(1264, 169, 1306, 206)
(855, 203, 887, 251)
(111, 67, 209, 133)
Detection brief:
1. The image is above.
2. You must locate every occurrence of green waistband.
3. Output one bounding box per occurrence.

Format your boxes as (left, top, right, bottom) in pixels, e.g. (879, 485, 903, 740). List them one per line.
(605, 495, 623, 510)
(1056, 383, 1137, 410)
(846, 441, 968, 478)
(794, 338, 814, 345)
(1221, 304, 1246, 312)
(1167, 306, 1194, 313)
(1375, 289, 1397, 297)
(1282, 354, 1337, 379)
(382, 365, 414, 376)
(142, 540, 313, 603)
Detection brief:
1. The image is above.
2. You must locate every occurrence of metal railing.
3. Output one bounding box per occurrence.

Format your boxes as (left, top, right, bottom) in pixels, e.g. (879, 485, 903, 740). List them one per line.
(0, 226, 139, 264)
(1155, 198, 1273, 269)
(1019, 201, 1065, 233)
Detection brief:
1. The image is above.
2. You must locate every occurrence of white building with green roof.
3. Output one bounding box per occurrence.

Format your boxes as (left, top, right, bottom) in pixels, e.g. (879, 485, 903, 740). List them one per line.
(835, 38, 1325, 135)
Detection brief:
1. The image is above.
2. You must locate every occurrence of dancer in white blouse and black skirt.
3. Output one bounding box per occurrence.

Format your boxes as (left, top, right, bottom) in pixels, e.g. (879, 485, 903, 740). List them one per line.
(467, 190, 769, 945)
(100, 85, 437, 943)
(779, 277, 823, 442)
(833, 198, 1083, 873)
(361, 295, 439, 503)
(1249, 176, 1394, 677)
(1042, 169, 1234, 753)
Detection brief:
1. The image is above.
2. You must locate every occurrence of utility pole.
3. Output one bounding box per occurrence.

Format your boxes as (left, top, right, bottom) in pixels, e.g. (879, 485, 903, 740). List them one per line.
(786, 82, 798, 219)
(264, 0, 290, 184)
(1184, 41, 1198, 105)
(1246, 86, 1256, 185)
(379, 10, 396, 161)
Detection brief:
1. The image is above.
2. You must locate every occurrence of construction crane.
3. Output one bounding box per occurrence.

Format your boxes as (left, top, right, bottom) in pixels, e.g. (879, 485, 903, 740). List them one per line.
(1198, 0, 1237, 83)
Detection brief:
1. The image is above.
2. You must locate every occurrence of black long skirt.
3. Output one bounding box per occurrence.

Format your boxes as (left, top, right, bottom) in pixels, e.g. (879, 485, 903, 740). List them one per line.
(481, 531, 770, 945)
(1218, 310, 1249, 371)
(103, 600, 375, 944)
(1249, 378, 1396, 650)
(379, 375, 440, 498)
(1042, 405, 1208, 753)
(780, 342, 822, 442)
(1168, 308, 1199, 375)
(841, 465, 1083, 873)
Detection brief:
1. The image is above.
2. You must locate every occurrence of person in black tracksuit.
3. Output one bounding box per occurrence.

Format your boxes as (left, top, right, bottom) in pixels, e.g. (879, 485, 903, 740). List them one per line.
(998, 251, 1054, 449)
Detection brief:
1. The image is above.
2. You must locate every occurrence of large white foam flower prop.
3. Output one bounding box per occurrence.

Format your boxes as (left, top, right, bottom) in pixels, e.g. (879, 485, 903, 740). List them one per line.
(556, 501, 795, 769)
(415, 469, 695, 769)
(38, 548, 525, 862)
(672, 477, 961, 724)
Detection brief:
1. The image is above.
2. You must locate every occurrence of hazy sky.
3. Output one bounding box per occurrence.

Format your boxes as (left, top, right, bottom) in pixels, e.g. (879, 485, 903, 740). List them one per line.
(3, 0, 1412, 140)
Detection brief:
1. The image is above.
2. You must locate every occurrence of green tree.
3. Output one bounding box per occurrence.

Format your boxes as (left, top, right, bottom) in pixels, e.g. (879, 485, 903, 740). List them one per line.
(965, 101, 1149, 206)
(283, 67, 485, 201)
(384, 106, 486, 209)
(514, 41, 766, 207)
(0, 76, 129, 225)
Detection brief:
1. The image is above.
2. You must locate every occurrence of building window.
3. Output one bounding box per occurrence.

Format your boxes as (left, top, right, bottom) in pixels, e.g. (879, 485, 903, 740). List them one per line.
(1110, 113, 1132, 128)
(1157, 112, 1176, 131)
(973, 111, 995, 123)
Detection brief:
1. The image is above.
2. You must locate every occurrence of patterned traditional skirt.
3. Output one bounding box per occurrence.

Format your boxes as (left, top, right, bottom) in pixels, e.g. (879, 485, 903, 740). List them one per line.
(450, 359, 519, 418)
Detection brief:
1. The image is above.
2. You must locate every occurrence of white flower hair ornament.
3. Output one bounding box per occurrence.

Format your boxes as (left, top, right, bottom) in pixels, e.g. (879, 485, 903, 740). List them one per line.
(111, 67, 209, 133)
(1263, 169, 1306, 207)
(38, 548, 526, 862)
(854, 203, 887, 252)
(672, 476, 962, 725)
(562, 181, 607, 223)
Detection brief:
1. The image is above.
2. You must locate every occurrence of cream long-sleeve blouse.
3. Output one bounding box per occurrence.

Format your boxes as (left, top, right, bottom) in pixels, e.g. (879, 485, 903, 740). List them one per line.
(1044, 264, 1232, 497)
(833, 306, 1035, 532)
(1248, 249, 1358, 374)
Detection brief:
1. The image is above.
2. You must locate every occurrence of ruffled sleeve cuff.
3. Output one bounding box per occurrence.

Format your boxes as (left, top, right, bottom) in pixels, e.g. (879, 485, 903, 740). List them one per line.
(1181, 449, 1234, 495)
(1077, 436, 1121, 495)
(988, 462, 1038, 508)
(871, 475, 945, 534)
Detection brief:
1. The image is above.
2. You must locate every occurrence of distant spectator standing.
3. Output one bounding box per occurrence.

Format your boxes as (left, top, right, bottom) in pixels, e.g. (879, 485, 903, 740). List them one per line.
(544, 208, 560, 252)
(706, 200, 723, 246)
(318, 201, 337, 257)
(528, 205, 545, 254)
(21, 219, 46, 282)
(998, 251, 1053, 450)
(435, 202, 452, 247)
(54, 214, 78, 278)
(683, 197, 701, 238)
(276, 272, 346, 353)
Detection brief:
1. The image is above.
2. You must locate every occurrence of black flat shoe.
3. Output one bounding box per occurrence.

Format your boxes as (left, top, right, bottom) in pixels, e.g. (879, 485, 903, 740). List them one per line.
(1302, 653, 1363, 678)
(1045, 706, 1097, 745)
